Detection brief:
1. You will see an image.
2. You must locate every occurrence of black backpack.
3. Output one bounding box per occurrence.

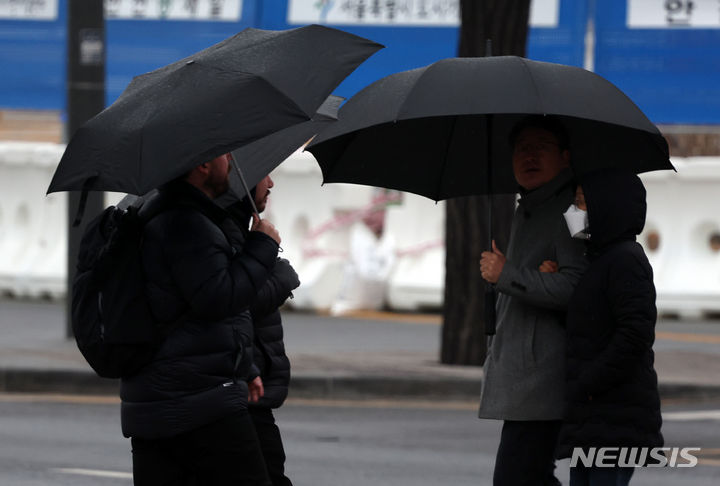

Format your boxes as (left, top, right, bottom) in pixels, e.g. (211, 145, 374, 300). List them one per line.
(72, 203, 167, 379)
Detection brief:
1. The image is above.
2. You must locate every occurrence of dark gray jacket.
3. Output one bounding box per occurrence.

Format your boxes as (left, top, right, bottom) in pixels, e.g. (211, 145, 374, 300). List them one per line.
(120, 181, 279, 439)
(479, 170, 588, 420)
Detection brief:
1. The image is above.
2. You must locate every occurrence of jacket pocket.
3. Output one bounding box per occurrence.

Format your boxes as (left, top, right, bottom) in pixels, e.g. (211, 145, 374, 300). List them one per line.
(497, 310, 537, 372)
(531, 311, 566, 367)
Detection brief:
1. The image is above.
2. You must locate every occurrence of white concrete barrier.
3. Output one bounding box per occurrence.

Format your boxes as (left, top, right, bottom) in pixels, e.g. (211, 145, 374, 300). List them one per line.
(1, 140, 719, 318)
(640, 158, 720, 317)
(384, 193, 445, 311)
(0, 142, 67, 299)
(375, 159, 720, 316)
(265, 151, 376, 311)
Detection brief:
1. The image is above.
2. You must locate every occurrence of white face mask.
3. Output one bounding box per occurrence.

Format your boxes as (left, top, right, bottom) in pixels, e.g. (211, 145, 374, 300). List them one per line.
(563, 204, 590, 239)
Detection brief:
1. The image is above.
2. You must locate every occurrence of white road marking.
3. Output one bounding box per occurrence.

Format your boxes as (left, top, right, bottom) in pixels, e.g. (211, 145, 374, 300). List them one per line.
(663, 410, 720, 421)
(51, 468, 132, 479)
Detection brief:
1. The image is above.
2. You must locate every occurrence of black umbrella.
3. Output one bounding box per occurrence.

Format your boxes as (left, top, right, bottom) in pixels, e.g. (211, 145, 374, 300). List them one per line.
(306, 56, 674, 334)
(307, 56, 673, 201)
(216, 94, 343, 213)
(47, 24, 382, 197)
(117, 95, 343, 218)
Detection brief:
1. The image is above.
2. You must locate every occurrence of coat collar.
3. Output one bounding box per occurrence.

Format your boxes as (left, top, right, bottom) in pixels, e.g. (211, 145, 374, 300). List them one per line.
(153, 179, 231, 228)
(517, 169, 574, 213)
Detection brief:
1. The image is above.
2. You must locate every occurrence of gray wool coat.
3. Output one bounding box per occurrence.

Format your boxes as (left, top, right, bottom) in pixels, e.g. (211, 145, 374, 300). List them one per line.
(478, 170, 588, 421)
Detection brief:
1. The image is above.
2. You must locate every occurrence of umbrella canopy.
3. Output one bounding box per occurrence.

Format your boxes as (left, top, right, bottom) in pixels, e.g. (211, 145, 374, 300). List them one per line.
(307, 56, 674, 201)
(48, 25, 382, 196)
(221, 94, 343, 204)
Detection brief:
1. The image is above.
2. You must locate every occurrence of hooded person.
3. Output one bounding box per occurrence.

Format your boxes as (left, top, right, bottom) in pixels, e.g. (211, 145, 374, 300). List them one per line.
(554, 168, 663, 486)
(222, 174, 300, 486)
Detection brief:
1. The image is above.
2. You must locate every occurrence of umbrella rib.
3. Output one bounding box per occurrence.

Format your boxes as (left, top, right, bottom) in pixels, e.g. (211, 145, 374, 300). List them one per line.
(168, 27, 304, 70)
(193, 61, 312, 119)
(435, 115, 459, 201)
(223, 26, 305, 54)
(318, 131, 358, 184)
(193, 62, 312, 120)
(250, 72, 309, 118)
(393, 66, 428, 121)
(519, 58, 546, 114)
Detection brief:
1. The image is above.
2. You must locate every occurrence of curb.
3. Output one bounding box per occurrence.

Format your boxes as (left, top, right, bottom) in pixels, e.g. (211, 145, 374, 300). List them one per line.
(288, 373, 483, 401)
(0, 368, 482, 400)
(657, 382, 720, 401)
(0, 368, 119, 395)
(3, 368, 720, 402)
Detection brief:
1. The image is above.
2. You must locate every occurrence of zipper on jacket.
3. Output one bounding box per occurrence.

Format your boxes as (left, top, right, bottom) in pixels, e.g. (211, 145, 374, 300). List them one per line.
(232, 328, 244, 385)
(98, 292, 105, 340)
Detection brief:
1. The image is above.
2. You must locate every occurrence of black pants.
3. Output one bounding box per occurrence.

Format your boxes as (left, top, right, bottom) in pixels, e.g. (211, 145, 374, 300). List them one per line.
(493, 420, 562, 486)
(249, 407, 293, 486)
(131, 412, 271, 486)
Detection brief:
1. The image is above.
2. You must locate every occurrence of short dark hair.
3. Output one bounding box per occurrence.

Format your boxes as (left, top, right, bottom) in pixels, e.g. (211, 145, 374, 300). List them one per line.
(509, 115, 569, 150)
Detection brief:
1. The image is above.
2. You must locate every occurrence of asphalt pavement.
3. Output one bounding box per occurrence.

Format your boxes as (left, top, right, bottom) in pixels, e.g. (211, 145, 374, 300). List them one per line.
(4, 395, 719, 486)
(1, 297, 720, 401)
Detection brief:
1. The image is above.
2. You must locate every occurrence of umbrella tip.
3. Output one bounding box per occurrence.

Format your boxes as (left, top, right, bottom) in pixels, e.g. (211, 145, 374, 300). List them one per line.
(186, 60, 195, 65)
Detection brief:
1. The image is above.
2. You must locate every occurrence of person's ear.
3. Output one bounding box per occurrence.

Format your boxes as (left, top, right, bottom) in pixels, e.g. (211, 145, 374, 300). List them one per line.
(187, 163, 209, 182)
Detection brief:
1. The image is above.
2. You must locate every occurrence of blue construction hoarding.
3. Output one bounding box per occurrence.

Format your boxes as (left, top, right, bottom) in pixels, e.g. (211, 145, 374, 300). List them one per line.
(0, 0, 717, 125)
(0, 2, 66, 110)
(0, 0, 584, 110)
(264, 0, 586, 111)
(595, 0, 720, 124)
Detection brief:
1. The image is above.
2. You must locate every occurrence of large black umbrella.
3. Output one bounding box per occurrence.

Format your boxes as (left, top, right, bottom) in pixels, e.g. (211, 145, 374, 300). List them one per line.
(307, 56, 673, 201)
(47, 25, 382, 196)
(306, 56, 673, 335)
(118, 95, 343, 216)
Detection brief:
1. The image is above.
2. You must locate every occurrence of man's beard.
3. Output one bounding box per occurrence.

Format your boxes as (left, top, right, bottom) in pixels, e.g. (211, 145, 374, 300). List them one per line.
(255, 192, 269, 213)
(207, 175, 230, 199)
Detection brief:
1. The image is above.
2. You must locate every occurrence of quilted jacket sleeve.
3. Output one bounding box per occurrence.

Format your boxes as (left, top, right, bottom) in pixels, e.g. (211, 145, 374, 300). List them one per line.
(146, 209, 279, 321)
(576, 246, 657, 397)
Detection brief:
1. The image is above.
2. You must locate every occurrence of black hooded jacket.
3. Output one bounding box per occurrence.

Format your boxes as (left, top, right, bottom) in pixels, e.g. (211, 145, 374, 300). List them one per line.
(556, 169, 663, 459)
(226, 197, 299, 409)
(120, 180, 279, 439)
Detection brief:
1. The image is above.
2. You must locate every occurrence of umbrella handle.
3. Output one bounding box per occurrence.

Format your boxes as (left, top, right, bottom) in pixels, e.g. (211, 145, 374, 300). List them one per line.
(484, 287, 497, 336)
(229, 153, 261, 219)
(229, 153, 283, 253)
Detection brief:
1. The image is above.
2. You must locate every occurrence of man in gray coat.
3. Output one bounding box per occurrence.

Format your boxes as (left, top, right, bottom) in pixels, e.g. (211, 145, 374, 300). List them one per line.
(479, 116, 587, 486)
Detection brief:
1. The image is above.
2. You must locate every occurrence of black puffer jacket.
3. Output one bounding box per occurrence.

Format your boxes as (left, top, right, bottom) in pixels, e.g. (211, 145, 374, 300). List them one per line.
(120, 181, 279, 439)
(248, 257, 298, 408)
(226, 198, 299, 409)
(556, 169, 663, 459)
